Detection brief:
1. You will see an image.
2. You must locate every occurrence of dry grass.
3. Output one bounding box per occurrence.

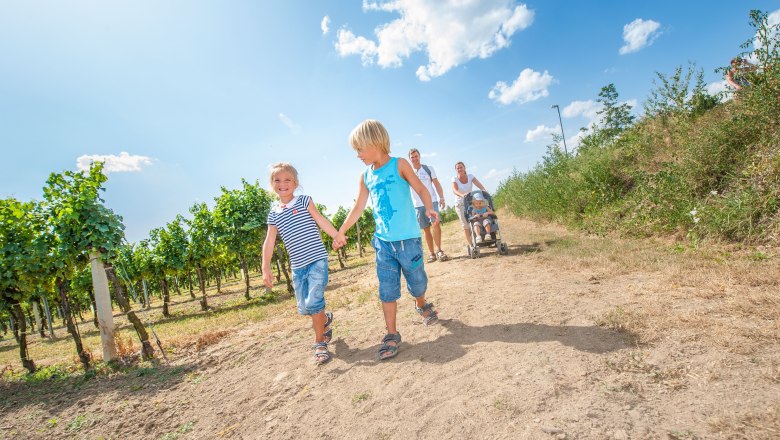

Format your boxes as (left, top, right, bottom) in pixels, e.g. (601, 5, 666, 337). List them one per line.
(709, 405, 780, 440)
(195, 330, 232, 351)
(114, 333, 136, 357)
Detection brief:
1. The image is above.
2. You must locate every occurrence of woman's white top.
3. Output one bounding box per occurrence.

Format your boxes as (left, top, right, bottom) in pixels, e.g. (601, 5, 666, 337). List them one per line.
(452, 173, 475, 202)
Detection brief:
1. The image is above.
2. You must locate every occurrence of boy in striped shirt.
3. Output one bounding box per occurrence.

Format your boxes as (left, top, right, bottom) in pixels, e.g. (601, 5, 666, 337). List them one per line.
(262, 163, 345, 365)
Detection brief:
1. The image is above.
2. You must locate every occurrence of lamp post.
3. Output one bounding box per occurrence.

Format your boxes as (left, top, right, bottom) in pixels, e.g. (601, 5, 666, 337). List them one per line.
(551, 104, 568, 155)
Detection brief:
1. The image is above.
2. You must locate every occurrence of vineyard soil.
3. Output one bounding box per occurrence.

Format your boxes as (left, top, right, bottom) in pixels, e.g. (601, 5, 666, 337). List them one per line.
(1, 215, 779, 439)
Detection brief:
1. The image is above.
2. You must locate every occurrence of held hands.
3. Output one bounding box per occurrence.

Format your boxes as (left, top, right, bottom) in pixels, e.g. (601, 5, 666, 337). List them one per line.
(438, 199, 446, 209)
(332, 232, 347, 250)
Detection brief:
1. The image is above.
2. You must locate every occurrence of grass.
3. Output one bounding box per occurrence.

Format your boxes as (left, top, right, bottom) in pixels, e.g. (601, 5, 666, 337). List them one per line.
(0, 252, 377, 375)
(352, 391, 371, 404)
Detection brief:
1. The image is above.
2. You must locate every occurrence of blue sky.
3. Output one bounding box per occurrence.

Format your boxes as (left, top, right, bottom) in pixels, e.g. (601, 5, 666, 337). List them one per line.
(2, 1, 778, 242)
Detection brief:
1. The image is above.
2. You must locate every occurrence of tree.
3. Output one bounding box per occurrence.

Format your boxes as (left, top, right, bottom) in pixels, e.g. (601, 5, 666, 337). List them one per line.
(0, 197, 45, 372)
(596, 83, 635, 141)
(187, 203, 216, 310)
(149, 218, 188, 318)
(645, 63, 718, 117)
(213, 180, 272, 300)
(42, 162, 125, 369)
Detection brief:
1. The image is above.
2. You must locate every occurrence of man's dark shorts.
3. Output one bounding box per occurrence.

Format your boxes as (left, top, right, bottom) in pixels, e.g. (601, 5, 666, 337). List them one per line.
(415, 204, 440, 229)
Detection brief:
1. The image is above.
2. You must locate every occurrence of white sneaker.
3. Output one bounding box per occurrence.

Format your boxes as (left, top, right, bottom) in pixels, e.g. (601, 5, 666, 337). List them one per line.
(475, 235, 483, 244)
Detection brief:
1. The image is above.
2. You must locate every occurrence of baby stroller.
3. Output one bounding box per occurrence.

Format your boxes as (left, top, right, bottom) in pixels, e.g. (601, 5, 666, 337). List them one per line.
(463, 190, 509, 258)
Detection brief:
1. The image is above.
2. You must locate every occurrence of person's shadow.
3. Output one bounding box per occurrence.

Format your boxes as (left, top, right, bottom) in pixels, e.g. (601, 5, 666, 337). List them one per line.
(329, 318, 632, 371)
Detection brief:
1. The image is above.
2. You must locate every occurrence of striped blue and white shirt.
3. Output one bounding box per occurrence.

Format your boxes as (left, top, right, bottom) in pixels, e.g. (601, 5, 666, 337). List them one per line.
(266, 195, 328, 269)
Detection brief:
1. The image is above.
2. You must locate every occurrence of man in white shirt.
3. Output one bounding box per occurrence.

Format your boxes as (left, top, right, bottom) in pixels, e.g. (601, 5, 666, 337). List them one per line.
(408, 148, 449, 262)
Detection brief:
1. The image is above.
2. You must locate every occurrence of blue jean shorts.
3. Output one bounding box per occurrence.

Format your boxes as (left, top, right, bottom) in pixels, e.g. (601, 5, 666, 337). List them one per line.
(291, 258, 328, 315)
(372, 236, 428, 302)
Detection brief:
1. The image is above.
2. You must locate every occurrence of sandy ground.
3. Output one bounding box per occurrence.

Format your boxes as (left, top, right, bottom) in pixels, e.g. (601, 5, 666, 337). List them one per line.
(1, 215, 779, 439)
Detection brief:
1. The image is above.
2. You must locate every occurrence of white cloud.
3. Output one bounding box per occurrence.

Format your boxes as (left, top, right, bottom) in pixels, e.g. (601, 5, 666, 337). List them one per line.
(619, 18, 661, 54)
(568, 130, 589, 150)
(706, 80, 733, 102)
(484, 168, 512, 180)
(524, 124, 559, 143)
(488, 68, 555, 105)
(706, 80, 729, 95)
(279, 113, 301, 134)
(336, 1, 534, 81)
(562, 98, 636, 123)
(321, 16, 331, 35)
(76, 152, 153, 173)
(336, 29, 378, 65)
(562, 100, 601, 123)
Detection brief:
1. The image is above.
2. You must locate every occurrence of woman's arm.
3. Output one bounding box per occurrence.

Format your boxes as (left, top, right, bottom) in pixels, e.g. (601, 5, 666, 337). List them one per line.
(473, 177, 487, 192)
(452, 180, 468, 198)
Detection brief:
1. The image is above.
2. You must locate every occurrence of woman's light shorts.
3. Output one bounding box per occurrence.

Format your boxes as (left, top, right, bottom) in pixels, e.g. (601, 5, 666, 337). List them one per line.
(455, 199, 469, 229)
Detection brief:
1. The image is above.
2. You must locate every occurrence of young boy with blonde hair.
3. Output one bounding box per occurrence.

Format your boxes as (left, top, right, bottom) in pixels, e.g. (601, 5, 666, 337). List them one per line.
(336, 119, 439, 360)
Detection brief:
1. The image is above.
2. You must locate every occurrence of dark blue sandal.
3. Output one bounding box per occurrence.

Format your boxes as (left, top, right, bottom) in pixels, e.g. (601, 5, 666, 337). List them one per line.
(323, 312, 334, 343)
(378, 333, 401, 360)
(415, 302, 438, 326)
(312, 342, 331, 365)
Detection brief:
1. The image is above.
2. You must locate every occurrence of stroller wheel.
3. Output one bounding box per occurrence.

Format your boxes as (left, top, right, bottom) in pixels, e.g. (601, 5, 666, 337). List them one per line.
(499, 242, 509, 255)
(472, 247, 480, 259)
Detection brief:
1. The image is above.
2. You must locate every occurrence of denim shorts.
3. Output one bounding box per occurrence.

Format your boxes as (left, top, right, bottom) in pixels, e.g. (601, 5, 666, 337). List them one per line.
(291, 258, 328, 315)
(415, 204, 440, 229)
(372, 236, 428, 302)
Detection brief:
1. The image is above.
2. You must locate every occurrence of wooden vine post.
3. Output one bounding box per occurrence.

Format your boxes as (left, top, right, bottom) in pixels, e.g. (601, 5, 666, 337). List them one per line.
(90, 250, 117, 362)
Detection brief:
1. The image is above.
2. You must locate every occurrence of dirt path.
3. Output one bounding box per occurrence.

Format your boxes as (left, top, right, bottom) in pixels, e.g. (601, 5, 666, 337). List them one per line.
(2, 215, 779, 439)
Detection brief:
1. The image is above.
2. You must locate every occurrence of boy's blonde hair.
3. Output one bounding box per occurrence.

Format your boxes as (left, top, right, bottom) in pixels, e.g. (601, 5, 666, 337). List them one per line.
(349, 119, 390, 154)
(269, 162, 299, 186)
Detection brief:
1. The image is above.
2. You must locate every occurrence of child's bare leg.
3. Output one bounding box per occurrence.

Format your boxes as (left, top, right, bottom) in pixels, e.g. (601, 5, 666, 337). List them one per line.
(485, 223, 493, 234)
(311, 311, 326, 343)
(382, 301, 398, 335)
(415, 296, 437, 323)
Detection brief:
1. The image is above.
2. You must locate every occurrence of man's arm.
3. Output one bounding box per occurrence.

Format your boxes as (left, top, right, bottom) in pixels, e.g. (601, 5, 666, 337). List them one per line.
(432, 177, 445, 208)
(399, 159, 438, 224)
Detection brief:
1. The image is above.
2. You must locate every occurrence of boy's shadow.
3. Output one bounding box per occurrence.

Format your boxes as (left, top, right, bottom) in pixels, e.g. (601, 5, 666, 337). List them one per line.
(330, 318, 632, 371)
